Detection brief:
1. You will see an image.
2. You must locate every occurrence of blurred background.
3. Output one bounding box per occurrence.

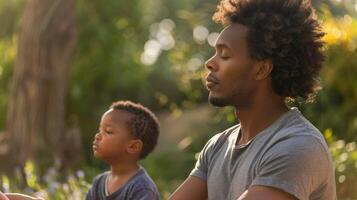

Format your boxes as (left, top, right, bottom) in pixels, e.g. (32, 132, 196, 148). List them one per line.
(0, 0, 356, 199)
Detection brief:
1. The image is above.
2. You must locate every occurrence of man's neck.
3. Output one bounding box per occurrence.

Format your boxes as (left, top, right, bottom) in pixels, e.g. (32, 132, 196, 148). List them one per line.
(234, 97, 288, 145)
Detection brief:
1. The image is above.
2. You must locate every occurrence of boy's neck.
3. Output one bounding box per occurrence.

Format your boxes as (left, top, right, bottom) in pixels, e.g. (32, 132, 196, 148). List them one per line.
(110, 162, 139, 177)
(106, 162, 140, 195)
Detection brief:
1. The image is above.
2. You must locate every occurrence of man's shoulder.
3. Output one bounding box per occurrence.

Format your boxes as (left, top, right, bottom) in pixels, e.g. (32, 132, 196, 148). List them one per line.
(284, 108, 319, 131)
(197, 124, 238, 153)
(264, 116, 331, 164)
(210, 124, 240, 143)
(258, 108, 331, 160)
(272, 108, 326, 144)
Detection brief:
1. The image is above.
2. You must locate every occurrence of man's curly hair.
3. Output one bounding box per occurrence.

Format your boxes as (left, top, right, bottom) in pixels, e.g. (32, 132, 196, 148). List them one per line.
(213, 0, 325, 102)
(110, 101, 159, 159)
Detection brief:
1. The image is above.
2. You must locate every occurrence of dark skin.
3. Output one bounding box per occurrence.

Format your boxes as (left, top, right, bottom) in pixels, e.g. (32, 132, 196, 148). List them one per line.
(169, 24, 296, 200)
(93, 109, 143, 195)
(205, 24, 288, 145)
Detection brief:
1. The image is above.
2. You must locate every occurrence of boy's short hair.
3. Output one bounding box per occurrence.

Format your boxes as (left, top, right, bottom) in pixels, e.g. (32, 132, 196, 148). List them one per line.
(110, 101, 159, 159)
(213, 0, 325, 102)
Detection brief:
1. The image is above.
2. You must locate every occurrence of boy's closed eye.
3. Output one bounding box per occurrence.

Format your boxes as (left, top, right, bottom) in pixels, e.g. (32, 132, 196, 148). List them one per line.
(104, 126, 115, 134)
(98, 127, 113, 134)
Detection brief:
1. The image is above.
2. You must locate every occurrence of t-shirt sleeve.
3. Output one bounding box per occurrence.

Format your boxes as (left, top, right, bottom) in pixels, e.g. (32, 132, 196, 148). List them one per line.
(251, 136, 331, 200)
(190, 133, 222, 181)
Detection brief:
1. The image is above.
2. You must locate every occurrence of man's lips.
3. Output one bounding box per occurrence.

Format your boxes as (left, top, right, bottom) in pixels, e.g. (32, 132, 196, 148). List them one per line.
(206, 75, 219, 84)
(205, 75, 219, 89)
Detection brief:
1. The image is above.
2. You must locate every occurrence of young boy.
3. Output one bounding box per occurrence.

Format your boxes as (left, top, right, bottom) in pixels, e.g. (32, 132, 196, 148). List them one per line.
(86, 101, 160, 200)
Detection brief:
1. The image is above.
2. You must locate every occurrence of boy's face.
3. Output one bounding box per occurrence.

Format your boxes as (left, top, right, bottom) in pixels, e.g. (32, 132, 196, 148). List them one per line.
(92, 109, 136, 162)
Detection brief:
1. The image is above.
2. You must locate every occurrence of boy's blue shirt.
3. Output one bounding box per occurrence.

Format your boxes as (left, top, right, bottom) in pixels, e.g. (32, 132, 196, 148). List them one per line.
(85, 167, 160, 200)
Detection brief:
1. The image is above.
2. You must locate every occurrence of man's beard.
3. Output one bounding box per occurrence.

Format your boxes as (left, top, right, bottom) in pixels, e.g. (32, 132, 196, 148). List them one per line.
(208, 90, 252, 108)
(208, 95, 228, 107)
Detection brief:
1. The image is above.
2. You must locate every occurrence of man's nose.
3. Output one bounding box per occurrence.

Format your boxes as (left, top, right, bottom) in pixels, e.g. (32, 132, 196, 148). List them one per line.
(205, 55, 217, 71)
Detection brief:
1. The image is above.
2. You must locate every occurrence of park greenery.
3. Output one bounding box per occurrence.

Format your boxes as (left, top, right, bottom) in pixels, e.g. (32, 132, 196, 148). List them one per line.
(0, 0, 356, 199)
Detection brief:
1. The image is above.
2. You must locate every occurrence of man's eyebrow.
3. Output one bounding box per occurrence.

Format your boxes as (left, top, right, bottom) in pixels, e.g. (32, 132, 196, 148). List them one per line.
(215, 43, 231, 49)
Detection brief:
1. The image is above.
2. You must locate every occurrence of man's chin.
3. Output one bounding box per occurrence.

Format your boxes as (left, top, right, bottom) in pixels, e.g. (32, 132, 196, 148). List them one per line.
(208, 96, 227, 107)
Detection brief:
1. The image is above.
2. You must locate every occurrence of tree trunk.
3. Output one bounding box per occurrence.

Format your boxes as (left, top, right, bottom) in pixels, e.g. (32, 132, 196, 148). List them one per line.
(0, 0, 78, 174)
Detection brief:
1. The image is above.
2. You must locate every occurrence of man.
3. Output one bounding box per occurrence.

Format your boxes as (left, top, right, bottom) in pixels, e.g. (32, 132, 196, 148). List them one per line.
(169, 0, 336, 200)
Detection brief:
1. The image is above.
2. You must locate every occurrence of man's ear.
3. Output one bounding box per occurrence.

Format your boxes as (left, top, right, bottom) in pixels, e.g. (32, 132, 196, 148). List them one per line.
(127, 139, 143, 155)
(255, 59, 273, 80)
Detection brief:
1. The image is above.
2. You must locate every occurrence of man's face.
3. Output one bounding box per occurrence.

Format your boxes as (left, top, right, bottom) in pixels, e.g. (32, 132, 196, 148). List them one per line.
(205, 23, 259, 108)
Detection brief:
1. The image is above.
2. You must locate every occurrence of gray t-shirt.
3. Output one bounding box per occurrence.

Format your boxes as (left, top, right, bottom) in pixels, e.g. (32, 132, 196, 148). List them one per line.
(86, 167, 160, 200)
(190, 108, 336, 200)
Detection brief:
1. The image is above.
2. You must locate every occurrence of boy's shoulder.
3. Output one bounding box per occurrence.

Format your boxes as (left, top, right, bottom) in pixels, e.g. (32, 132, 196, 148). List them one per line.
(109, 167, 160, 200)
(131, 167, 160, 199)
(87, 168, 159, 200)
(85, 171, 110, 200)
(130, 167, 158, 191)
(90, 171, 110, 190)
(93, 171, 110, 182)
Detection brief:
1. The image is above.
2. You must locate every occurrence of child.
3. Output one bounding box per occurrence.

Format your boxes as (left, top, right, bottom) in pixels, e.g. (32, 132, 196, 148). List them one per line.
(86, 101, 160, 200)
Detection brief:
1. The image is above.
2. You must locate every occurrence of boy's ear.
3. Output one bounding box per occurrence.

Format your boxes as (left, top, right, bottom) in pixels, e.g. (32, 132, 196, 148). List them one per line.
(254, 59, 273, 80)
(127, 139, 143, 155)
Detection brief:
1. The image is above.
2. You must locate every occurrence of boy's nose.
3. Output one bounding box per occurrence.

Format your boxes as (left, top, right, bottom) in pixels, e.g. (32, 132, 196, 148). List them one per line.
(94, 132, 101, 140)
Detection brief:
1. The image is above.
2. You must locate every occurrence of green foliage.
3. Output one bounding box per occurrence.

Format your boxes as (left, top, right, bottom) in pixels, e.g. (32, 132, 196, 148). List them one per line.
(0, 38, 15, 129)
(325, 129, 357, 200)
(0, 0, 357, 199)
(0, 0, 25, 39)
(0, 162, 90, 199)
(0, 0, 25, 130)
(299, 13, 357, 142)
